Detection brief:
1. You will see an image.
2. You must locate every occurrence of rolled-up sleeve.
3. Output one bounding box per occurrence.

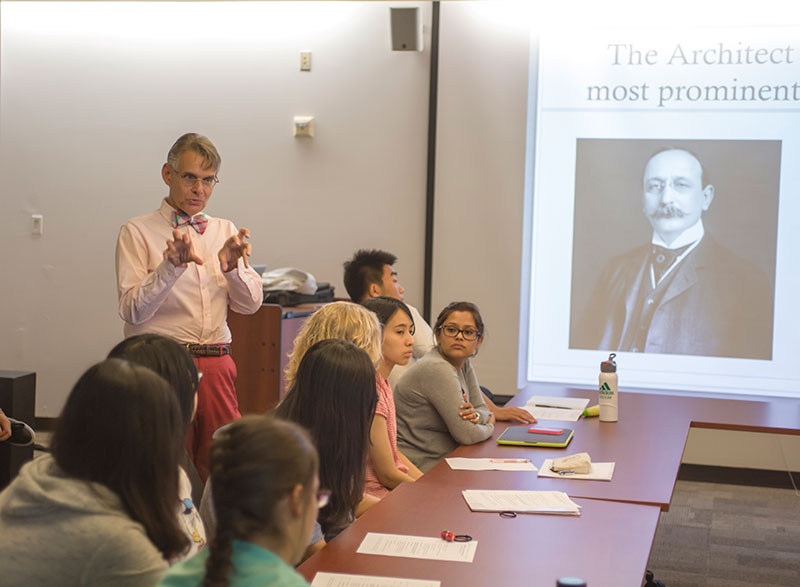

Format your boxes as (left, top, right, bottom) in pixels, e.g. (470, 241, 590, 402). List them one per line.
(223, 262, 262, 315)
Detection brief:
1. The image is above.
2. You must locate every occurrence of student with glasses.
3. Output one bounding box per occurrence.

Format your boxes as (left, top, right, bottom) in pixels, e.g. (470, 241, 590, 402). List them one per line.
(395, 301, 497, 472)
(160, 416, 323, 587)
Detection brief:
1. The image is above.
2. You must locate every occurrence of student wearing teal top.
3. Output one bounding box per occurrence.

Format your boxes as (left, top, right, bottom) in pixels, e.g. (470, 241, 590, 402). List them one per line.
(159, 416, 325, 587)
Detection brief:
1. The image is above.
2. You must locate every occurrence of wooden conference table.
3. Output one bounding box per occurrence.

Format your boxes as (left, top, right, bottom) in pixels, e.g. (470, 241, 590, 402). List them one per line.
(298, 384, 799, 586)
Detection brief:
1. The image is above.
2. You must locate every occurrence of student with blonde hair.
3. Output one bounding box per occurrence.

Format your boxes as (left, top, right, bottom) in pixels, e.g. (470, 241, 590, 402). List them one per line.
(283, 301, 381, 391)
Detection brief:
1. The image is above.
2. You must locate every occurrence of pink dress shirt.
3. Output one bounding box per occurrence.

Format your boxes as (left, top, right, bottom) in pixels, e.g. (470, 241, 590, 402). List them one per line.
(115, 199, 262, 343)
(365, 375, 409, 499)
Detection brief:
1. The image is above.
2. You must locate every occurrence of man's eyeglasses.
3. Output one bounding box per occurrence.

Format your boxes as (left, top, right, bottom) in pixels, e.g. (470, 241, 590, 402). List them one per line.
(170, 165, 219, 189)
(439, 325, 481, 341)
(316, 489, 332, 508)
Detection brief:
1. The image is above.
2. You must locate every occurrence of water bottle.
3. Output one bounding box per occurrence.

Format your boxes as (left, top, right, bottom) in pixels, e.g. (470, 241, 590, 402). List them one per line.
(599, 353, 618, 422)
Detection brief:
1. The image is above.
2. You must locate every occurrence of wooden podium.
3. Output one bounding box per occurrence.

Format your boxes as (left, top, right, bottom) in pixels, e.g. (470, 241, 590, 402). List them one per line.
(227, 304, 319, 415)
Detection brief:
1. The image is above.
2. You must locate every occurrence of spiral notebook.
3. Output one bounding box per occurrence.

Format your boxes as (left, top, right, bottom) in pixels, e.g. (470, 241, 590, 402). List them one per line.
(496, 426, 574, 448)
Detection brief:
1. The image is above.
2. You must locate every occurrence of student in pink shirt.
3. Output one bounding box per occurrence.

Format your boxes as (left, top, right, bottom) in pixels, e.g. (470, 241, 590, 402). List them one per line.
(361, 297, 424, 498)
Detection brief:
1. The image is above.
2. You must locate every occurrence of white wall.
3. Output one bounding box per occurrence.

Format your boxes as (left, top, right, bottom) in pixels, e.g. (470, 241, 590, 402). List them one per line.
(2, 1, 797, 475)
(0, 1, 431, 416)
(433, 2, 530, 397)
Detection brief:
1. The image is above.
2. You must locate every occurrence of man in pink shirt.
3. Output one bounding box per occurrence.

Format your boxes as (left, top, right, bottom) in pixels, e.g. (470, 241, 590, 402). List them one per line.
(115, 133, 262, 481)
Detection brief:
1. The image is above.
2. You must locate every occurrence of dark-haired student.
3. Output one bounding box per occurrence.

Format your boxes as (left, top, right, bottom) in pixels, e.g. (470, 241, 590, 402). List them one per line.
(343, 249, 434, 387)
(0, 359, 188, 586)
(344, 249, 534, 424)
(361, 297, 423, 498)
(275, 338, 377, 545)
(395, 302, 497, 473)
(159, 416, 320, 586)
(108, 334, 207, 560)
(200, 306, 380, 560)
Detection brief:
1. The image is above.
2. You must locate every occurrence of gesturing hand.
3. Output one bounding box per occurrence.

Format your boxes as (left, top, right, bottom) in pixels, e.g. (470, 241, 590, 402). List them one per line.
(164, 229, 204, 268)
(219, 228, 251, 272)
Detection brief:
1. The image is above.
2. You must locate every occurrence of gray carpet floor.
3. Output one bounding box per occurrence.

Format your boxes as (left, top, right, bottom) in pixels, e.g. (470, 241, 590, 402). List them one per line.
(647, 480, 800, 587)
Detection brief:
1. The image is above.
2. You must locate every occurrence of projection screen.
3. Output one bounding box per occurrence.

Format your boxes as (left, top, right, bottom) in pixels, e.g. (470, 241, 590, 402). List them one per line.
(523, 23, 800, 397)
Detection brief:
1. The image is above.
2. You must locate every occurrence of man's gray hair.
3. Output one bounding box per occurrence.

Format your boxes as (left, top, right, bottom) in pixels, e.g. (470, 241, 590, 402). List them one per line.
(167, 133, 221, 172)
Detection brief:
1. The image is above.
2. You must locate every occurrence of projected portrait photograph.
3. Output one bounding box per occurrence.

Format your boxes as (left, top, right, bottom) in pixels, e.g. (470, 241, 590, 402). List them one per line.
(569, 139, 778, 360)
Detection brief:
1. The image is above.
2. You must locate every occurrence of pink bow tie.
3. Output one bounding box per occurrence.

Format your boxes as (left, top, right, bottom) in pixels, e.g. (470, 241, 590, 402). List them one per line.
(172, 211, 208, 235)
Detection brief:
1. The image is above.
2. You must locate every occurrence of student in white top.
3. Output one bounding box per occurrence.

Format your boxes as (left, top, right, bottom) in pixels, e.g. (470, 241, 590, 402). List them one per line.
(343, 248, 534, 423)
(108, 334, 208, 561)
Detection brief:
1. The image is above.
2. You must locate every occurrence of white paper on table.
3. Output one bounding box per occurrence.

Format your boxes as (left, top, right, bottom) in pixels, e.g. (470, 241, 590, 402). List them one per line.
(446, 457, 538, 471)
(522, 405, 583, 422)
(461, 489, 581, 515)
(311, 571, 441, 587)
(537, 459, 615, 481)
(526, 395, 590, 411)
(356, 533, 477, 563)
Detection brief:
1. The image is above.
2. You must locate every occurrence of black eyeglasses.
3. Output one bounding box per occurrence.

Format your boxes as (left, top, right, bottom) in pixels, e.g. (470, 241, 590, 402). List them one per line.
(170, 165, 219, 189)
(439, 325, 481, 341)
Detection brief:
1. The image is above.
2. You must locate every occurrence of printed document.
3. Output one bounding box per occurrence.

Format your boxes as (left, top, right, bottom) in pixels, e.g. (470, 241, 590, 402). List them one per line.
(462, 489, 581, 515)
(446, 457, 537, 471)
(356, 533, 477, 563)
(311, 572, 440, 587)
(524, 396, 590, 421)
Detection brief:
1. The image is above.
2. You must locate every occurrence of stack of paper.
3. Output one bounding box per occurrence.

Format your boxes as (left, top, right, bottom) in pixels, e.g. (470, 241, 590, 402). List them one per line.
(446, 457, 537, 471)
(312, 572, 440, 587)
(523, 395, 590, 422)
(461, 489, 582, 515)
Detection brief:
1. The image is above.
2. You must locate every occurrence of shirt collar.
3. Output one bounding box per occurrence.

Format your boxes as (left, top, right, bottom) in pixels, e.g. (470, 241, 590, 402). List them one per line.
(651, 219, 705, 250)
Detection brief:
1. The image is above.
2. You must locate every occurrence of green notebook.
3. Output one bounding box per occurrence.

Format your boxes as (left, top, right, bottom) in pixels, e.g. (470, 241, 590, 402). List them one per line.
(496, 426, 574, 448)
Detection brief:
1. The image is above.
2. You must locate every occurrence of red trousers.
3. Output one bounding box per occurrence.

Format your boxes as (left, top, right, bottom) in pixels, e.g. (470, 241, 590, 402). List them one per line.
(185, 354, 241, 482)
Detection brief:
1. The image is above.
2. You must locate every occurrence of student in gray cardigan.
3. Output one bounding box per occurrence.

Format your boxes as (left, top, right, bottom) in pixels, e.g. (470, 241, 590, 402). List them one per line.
(395, 302, 495, 472)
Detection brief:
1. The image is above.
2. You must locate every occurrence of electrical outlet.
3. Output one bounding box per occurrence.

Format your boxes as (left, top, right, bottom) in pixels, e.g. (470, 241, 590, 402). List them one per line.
(300, 51, 312, 72)
(32, 214, 43, 236)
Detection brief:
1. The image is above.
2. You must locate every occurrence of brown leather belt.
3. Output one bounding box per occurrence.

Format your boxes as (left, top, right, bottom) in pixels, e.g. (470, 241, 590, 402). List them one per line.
(185, 343, 231, 357)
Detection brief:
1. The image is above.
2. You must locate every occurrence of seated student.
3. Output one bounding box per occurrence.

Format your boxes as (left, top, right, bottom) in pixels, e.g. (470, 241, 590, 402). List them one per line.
(282, 300, 382, 392)
(108, 334, 207, 560)
(344, 249, 534, 424)
(394, 301, 496, 472)
(361, 297, 424, 498)
(159, 416, 320, 587)
(200, 321, 379, 558)
(0, 359, 188, 586)
(276, 338, 377, 549)
(343, 249, 434, 387)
